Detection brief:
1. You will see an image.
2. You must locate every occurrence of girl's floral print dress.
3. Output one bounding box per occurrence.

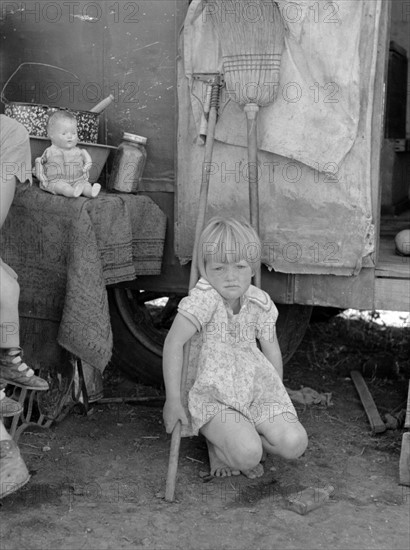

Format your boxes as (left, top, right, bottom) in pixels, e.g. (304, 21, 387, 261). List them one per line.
(178, 278, 297, 436)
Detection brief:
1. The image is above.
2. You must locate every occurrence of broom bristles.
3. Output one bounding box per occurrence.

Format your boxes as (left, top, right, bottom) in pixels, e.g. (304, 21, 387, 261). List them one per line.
(206, 0, 285, 106)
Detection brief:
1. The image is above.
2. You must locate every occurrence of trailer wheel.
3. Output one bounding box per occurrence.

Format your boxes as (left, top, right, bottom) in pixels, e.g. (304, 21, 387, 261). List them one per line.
(108, 288, 312, 387)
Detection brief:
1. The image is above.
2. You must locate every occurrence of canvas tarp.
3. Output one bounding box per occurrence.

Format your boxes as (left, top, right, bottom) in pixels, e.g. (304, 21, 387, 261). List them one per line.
(176, 0, 381, 275)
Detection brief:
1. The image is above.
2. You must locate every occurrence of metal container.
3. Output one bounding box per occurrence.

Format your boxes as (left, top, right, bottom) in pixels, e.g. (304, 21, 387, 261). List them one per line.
(2, 63, 100, 143)
(4, 103, 100, 143)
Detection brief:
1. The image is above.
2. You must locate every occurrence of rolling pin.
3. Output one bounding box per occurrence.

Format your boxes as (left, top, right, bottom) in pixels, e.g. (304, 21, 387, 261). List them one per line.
(90, 94, 114, 113)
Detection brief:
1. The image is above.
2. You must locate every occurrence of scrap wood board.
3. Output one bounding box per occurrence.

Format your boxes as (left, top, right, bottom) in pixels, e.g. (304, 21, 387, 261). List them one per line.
(400, 432, 410, 486)
(350, 371, 386, 433)
(401, 380, 410, 486)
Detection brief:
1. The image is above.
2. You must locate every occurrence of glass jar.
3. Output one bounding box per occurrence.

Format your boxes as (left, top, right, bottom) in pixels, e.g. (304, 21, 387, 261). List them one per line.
(108, 132, 147, 193)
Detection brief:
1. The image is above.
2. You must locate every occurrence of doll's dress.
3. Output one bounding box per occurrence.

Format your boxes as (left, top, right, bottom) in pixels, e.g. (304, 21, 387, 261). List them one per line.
(178, 278, 297, 436)
(40, 145, 88, 194)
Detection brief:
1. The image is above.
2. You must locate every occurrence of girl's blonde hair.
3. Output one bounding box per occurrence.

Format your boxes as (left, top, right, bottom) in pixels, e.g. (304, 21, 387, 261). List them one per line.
(197, 217, 261, 277)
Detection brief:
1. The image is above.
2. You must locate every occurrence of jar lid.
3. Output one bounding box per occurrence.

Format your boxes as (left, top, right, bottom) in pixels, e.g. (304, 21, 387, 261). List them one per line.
(123, 132, 147, 145)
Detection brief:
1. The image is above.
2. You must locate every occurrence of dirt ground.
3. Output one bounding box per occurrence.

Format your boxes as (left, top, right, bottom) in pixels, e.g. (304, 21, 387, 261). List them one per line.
(1, 311, 409, 550)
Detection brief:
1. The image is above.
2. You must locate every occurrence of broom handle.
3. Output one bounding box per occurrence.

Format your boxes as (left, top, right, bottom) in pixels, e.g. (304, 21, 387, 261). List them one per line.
(244, 103, 261, 289)
(165, 79, 221, 502)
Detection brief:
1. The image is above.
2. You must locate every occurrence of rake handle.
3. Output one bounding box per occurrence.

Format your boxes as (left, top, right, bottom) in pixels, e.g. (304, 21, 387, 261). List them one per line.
(244, 103, 261, 289)
(165, 79, 221, 503)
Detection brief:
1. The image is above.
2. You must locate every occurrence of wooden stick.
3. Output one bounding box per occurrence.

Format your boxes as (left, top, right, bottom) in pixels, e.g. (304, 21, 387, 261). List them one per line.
(165, 78, 220, 502)
(244, 103, 261, 289)
(350, 371, 386, 433)
(90, 94, 114, 113)
(404, 380, 410, 429)
(99, 396, 165, 404)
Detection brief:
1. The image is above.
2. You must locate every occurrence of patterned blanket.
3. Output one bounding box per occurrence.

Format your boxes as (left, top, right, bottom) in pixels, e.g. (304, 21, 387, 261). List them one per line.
(0, 182, 166, 372)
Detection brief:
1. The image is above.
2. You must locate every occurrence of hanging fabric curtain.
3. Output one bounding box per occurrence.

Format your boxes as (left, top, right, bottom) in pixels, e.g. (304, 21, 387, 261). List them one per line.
(177, 0, 382, 275)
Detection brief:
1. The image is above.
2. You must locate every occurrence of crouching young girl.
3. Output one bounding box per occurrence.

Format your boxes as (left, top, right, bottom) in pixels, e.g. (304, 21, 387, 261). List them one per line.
(163, 217, 308, 478)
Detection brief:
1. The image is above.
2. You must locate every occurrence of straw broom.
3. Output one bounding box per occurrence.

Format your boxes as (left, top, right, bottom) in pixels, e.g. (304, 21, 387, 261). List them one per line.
(208, 0, 285, 288)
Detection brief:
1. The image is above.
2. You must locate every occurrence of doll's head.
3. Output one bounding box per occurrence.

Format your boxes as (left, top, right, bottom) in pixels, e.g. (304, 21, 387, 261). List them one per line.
(47, 111, 79, 150)
(197, 216, 262, 278)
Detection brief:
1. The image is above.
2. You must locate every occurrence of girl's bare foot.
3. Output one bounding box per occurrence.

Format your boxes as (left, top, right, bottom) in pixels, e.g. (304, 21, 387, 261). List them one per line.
(206, 441, 263, 478)
(207, 441, 240, 477)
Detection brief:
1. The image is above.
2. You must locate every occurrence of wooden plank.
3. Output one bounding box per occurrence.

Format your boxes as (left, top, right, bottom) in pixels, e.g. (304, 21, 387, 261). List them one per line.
(374, 277, 410, 312)
(380, 212, 410, 237)
(376, 237, 410, 278)
(350, 370, 386, 433)
(405, 380, 410, 429)
(399, 433, 410, 486)
(294, 268, 376, 311)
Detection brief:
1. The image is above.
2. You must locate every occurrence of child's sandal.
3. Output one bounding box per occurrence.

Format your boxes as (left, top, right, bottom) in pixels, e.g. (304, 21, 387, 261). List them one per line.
(0, 347, 49, 391)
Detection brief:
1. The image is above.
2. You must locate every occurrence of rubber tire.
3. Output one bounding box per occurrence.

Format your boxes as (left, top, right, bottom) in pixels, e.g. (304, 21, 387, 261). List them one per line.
(310, 306, 344, 323)
(108, 288, 312, 387)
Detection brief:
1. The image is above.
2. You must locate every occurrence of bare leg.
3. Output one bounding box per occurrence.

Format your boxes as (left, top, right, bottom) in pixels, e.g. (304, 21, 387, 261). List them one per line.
(0, 175, 16, 228)
(200, 408, 264, 478)
(256, 411, 308, 460)
(0, 264, 20, 348)
(206, 439, 240, 477)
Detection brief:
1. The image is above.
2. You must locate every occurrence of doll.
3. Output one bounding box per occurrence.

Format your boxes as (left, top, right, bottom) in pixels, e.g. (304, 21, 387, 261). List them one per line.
(35, 111, 101, 198)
